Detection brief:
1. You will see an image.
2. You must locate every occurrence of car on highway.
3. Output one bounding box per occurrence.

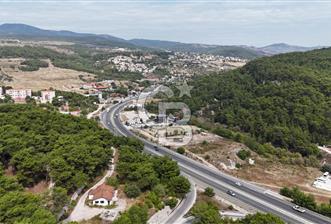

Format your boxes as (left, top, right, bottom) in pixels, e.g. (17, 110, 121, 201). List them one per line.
(235, 182, 242, 186)
(227, 190, 236, 197)
(154, 146, 159, 151)
(292, 205, 306, 213)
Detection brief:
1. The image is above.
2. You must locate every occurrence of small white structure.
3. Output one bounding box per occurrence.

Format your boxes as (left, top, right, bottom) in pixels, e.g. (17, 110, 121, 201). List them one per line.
(88, 183, 117, 206)
(220, 211, 247, 220)
(313, 172, 331, 192)
(6, 89, 32, 102)
(0, 86, 3, 96)
(248, 158, 255, 165)
(41, 90, 56, 103)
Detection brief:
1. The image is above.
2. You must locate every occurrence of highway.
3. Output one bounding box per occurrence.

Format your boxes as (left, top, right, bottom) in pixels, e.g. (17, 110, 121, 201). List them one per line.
(101, 99, 331, 224)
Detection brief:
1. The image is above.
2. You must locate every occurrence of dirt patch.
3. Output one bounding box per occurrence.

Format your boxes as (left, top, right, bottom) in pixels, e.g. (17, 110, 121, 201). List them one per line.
(4, 166, 14, 176)
(186, 138, 331, 204)
(25, 180, 49, 194)
(1, 59, 95, 92)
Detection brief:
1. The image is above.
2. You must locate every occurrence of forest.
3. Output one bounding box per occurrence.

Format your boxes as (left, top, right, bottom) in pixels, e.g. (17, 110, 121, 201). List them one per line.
(0, 104, 190, 223)
(0, 104, 116, 192)
(0, 171, 57, 224)
(109, 144, 190, 224)
(183, 48, 331, 157)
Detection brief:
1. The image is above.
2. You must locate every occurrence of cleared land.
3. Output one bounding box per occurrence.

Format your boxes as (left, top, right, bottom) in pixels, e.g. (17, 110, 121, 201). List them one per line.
(0, 59, 95, 92)
(186, 138, 331, 204)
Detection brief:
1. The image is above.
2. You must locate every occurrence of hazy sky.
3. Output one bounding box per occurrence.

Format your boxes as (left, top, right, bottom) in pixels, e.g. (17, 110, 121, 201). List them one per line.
(0, 0, 331, 47)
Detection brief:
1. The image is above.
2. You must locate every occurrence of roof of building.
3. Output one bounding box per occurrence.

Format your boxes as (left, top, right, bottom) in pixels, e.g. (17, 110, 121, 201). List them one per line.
(88, 183, 114, 201)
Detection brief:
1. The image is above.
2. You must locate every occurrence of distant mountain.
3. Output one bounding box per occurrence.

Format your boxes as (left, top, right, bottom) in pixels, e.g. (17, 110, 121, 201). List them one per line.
(258, 43, 322, 55)
(0, 24, 264, 58)
(130, 39, 264, 59)
(0, 24, 326, 59)
(0, 23, 135, 48)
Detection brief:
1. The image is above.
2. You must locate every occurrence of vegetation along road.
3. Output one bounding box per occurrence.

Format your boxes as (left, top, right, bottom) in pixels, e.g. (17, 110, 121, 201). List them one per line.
(101, 97, 331, 224)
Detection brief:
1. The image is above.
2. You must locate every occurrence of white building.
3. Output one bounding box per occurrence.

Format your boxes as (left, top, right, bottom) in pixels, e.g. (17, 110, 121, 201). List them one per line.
(6, 89, 32, 101)
(41, 90, 56, 103)
(313, 172, 331, 192)
(0, 87, 3, 97)
(88, 183, 117, 206)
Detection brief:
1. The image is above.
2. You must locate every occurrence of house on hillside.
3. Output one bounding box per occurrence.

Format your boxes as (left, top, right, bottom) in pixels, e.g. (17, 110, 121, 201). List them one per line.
(88, 183, 117, 206)
(40, 90, 55, 103)
(6, 88, 32, 102)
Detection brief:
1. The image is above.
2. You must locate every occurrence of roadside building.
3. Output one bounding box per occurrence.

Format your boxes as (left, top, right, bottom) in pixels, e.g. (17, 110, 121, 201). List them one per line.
(313, 172, 331, 192)
(6, 89, 32, 102)
(88, 183, 117, 206)
(41, 90, 56, 103)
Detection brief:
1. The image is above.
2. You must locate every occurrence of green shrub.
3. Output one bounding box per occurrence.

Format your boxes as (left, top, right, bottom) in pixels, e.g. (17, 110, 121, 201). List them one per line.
(164, 198, 178, 209)
(280, 187, 317, 211)
(106, 177, 119, 189)
(176, 147, 185, 154)
(237, 149, 251, 160)
(203, 187, 215, 197)
(152, 184, 166, 197)
(321, 164, 331, 173)
(124, 184, 141, 198)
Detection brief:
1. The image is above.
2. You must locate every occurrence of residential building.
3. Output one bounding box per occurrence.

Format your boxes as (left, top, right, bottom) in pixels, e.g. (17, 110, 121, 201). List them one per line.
(41, 90, 56, 103)
(6, 89, 32, 102)
(88, 183, 117, 206)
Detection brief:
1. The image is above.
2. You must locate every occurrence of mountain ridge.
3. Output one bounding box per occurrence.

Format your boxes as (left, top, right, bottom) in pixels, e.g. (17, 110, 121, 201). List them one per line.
(0, 23, 326, 58)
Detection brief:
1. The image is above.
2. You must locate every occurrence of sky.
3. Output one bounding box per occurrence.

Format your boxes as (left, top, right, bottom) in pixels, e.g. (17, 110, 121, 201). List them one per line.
(0, 0, 331, 47)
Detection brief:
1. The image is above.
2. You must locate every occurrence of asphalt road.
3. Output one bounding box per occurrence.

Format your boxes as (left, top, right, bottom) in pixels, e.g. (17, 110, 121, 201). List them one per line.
(101, 99, 331, 224)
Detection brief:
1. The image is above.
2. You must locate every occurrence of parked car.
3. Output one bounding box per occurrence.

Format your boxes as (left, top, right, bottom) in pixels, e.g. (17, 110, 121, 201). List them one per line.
(227, 190, 236, 197)
(292, 205, 306, 213)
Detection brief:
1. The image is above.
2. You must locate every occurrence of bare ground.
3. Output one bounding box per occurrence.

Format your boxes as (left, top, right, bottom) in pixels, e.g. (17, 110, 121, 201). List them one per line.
(0, 59, 95, 92)
(186, 139, 331, 204)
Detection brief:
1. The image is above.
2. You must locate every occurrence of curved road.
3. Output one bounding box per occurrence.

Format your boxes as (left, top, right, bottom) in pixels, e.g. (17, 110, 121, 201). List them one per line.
(101, 99, 331, 224)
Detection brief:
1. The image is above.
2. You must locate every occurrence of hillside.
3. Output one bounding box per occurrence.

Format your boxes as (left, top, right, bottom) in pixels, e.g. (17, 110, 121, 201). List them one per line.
(185, 48, 331, 157)
(130, 39, 264, 59)
(259, 43, 322, 55)
(0, 23, 136, 48)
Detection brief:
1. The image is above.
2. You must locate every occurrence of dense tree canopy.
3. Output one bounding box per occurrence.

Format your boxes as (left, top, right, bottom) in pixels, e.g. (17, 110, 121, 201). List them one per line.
(185, 48, 331, 157)
(0, 104, 118, 192)
(116, 145, 189, 198)
(0, 171, 56, 224)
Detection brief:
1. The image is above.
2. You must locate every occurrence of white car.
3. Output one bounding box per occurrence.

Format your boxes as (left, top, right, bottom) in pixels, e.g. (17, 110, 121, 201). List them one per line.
(235, 182, 242, 186)
(292, 205, 306, 213)
(227, 190, 236, 197)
